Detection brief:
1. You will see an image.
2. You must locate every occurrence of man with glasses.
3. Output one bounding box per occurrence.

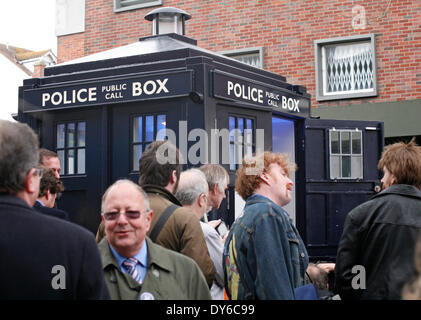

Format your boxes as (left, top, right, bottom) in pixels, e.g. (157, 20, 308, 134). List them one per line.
(0, 120, 110, 299)
(98, 179, 211, 300)
(175, 169, 226, 300)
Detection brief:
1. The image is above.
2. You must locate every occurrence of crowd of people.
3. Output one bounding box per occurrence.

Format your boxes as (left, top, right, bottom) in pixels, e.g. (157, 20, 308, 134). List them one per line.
(1, 119, 421, 300)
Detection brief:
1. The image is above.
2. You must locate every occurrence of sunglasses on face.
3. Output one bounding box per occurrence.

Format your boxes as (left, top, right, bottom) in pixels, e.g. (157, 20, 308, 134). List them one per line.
(102, 210, 147, 221)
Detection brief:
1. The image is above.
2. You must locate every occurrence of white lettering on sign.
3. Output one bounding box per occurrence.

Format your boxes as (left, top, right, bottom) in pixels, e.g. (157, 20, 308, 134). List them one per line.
(132, 78, 169, 97)
(42, 87, 97, 107)
(282, 96, 300, 112)
(227, 81, 263, 104)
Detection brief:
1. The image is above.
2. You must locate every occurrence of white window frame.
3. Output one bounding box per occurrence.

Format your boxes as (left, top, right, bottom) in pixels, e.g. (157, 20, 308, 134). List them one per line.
(114, 0, 162, 13)
(314, 34, 377, 101)
(329, 129, 363, 180)
(220, 47, 264, 69)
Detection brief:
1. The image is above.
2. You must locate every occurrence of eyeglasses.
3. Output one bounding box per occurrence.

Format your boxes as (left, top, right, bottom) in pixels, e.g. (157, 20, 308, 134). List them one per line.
(33, 167, 44, 179)
(102, 210, 147, 221)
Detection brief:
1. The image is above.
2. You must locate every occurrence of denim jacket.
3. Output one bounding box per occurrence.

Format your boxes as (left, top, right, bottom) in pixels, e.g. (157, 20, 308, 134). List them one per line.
(223, 194, 308, 300)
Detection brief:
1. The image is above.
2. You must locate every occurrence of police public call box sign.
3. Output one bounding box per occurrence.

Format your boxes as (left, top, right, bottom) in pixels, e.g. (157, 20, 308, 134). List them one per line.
(23, 71, 193, 112)
(212, 70, 310, 118)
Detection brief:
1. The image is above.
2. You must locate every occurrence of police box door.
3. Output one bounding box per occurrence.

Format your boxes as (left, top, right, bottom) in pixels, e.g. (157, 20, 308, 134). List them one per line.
(304, 118, 384, 260)
(41, 107, 104, 234)
(110, 100, 182, 185)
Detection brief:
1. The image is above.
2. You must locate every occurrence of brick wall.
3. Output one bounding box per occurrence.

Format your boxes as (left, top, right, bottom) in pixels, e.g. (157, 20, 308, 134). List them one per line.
(57, 0, 421, 108)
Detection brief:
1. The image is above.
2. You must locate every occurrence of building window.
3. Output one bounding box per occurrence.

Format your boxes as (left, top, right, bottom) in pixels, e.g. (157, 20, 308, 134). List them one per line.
(220, 47, 264, 69)
(114, 0, 162, 12)
(329, 129, 363, 179)
(56, 121, 86, 176)
(132, 114, 166, 171)
(229, 116, 254, 171)
(315, 34, 377, 101)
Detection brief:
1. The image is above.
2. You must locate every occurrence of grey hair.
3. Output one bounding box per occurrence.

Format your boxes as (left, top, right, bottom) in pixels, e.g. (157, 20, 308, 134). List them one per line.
(175, 168, 209, 206)
(101, 179, 151, 213)
(0, 120, 39, 193)
(199, 164, 229, 192)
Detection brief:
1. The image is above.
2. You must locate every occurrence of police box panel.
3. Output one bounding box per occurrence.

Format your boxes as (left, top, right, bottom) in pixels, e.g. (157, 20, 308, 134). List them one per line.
(110, 98, 195, 184)
(40, 107, 104, 234)
(304, 118, 384, 260)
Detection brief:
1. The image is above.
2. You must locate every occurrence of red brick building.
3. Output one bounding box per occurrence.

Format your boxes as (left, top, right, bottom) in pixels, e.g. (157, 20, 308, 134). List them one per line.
(56, 0, 420, 141)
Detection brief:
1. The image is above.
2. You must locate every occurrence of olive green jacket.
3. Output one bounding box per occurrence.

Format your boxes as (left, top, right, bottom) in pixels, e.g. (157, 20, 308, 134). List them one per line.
(143, 185, 215, 287)
(98, 237, 211, 300)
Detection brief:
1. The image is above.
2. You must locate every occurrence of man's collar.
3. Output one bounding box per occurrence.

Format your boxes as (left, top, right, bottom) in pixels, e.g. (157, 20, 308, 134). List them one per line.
(142, 185, 182, 206)
(372, 184, 421, 200)
(35, 199, 46, 207)
(108, 241, 148, 268)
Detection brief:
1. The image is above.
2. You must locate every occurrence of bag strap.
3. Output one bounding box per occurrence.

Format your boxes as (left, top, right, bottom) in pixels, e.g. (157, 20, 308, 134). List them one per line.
(149, 204, 178, 242)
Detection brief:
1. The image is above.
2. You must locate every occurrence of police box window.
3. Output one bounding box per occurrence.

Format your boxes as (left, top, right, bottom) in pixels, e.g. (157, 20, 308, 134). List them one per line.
(314, 34, 377, 101)
(329, 129, 363, 179)
(132, 114, 166, 171)
(57, 122, 86, 176)
(229, 116, 254, 171)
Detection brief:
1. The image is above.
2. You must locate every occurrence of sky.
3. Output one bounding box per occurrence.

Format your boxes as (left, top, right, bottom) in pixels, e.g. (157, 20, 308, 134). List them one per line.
(0, 0, 57, 121)
(0, 0, 57, 54)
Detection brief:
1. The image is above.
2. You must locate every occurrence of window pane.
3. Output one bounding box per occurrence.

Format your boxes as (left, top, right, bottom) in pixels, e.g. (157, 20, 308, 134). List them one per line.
(244, 128, 253, 145)
(351, 155, 362, 178)
(133, 144, 142, 171)
(77, 122, 86, 147)
(145, 116, 154, 141)
(342, 156, 351, 178)
(325, 42, 373, 93)
(133, 117, 143, 143)
(229, 143, 235, 171)
(330, 155, 340, 178)
(67, 123, 75, 147)
(77, 149, 85, 174)
(57, 150, 65, 175)
(341, 131, 351, 154)
(67, 150, 75, 175)
(156, 114, 166, 140)
(237, 118, 244, 134)
(57, 124, 65, 148)
(331, 131, 340, 154)
(246, 119, 253, 130)
(352, 131, 362, 154)
(229, 117, 235, 142)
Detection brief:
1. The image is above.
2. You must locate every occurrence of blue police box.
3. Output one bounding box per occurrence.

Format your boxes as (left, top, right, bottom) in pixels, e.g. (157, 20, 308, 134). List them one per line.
(18, 9, 383, 260)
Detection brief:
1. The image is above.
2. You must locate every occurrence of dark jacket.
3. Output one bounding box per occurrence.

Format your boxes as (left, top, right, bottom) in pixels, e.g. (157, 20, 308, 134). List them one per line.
(335, 184, 421, 300)
(0, 194, 110, 300)
(98, 237, 211, 300)
(143, 185, 215, 287)
(223, 194, 308, 300)
(34, 200, 70, 221)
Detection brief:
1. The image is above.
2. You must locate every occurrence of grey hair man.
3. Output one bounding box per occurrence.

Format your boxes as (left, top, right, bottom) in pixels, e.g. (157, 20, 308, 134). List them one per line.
(176, 169, 225, 300)
(0, 120, 109, 299)
(199, 164, 230, 212)
(98, 179, 211, 300)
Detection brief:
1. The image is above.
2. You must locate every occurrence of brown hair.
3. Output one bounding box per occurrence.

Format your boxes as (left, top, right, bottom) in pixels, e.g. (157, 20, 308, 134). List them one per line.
(138, 140, 184, 189)
(39, 168, 65, 197)
(235, 151, 296, 201)
(39, 148, 58, 165)
(378, 137, 421, 189)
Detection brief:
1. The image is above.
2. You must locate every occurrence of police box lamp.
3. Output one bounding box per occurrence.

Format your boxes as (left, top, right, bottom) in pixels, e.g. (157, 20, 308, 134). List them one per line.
(144, 7, 191, 36)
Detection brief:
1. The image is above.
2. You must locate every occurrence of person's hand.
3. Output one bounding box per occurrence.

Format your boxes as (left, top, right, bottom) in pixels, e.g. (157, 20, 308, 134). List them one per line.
(208, 219, 222, 229)
(317, 263, 335, 273)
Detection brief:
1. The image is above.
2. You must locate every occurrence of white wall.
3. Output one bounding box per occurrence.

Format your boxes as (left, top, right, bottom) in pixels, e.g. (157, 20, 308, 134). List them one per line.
(0, 54, 29, 121)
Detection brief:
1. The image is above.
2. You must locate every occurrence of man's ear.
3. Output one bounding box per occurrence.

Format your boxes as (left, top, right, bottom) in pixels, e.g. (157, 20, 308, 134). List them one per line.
(259, 171, 270, 185)
(212, 183, 219, 195)
(24, 168, 39, 194)
(45, 189, 51, 201)
(170, 170, 177, 184)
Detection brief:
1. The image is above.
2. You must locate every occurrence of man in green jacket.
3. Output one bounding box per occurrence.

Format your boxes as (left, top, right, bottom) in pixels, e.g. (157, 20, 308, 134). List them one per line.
(98, 179, 211, 300)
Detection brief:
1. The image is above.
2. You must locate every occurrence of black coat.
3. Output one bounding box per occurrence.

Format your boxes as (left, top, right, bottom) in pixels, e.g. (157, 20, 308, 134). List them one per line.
(0, 194, 110, 300)
(335, 184, 421, 300)
(34, 201, 70, 221)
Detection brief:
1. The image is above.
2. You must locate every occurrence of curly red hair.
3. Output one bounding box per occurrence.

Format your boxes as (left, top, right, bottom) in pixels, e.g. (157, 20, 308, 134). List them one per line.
(235, 151, 296, 200)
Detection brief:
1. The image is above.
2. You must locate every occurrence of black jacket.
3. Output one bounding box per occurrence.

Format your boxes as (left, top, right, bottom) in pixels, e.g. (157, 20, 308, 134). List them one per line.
(335, 184, 421, 300)
(0, 194, 110, 300)
(34, 200, 70, 221)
